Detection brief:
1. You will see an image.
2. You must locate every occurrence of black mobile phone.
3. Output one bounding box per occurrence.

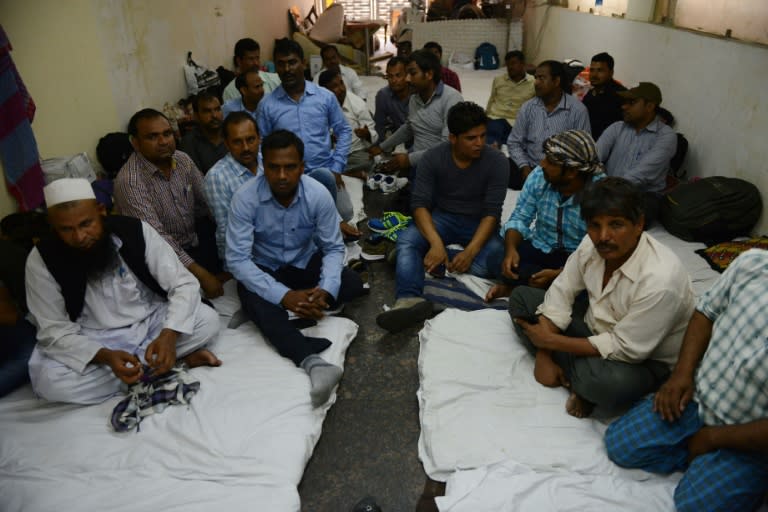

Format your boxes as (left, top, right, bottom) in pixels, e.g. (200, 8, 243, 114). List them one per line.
(515, 314, 539, 324)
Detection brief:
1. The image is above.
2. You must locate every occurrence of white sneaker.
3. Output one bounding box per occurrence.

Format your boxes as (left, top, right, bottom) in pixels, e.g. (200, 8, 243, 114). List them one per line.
(366, 173, 384, 190)
(380, 176, 408, 194)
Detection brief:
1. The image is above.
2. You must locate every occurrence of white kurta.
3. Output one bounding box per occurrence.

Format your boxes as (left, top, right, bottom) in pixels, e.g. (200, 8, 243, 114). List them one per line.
(342, 91, 377, 154)
(25, 221, 219, 404)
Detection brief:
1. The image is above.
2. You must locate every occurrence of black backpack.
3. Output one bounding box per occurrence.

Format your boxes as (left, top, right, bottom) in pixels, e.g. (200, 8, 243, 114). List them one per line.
(474, 43, 499, 70)
(96, 132, 133, 179)
(660, 176, 762, 245)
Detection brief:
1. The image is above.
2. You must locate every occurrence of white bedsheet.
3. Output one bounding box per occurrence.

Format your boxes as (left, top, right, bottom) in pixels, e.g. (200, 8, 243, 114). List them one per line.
(417, 309, 681, 511)
(0, 316, 358, 512)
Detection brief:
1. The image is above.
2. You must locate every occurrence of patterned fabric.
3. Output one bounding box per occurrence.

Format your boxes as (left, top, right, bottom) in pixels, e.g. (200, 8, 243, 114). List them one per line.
(114, 151, 209, 266)
(203, 153, 256, 265)
(694, 248, 768, 426)
(501, 167, 604, 253)
(695, 237, 768, 273)
(542, 129, 604, 175)
(507, 93, 591, 169)
(0, 24, 45, 211)
(605, 397, 768, 512)
(110, 364, 200, 433)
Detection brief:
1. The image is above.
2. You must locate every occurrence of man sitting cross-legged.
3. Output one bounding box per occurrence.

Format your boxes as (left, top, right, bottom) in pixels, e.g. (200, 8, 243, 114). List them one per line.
(26, 179, 221, 405)
(485, 130, 605, 301)
(203, 112, 260, 268)
(509, 177, 694, 418)
(605, 249, 768, 512)
(226, 130, 365, 407)
(376, 102, 509, 333)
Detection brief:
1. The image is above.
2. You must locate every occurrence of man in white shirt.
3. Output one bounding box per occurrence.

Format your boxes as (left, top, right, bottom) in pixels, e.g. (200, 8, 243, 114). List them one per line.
(312, 45, 366, 101)
(509, 177, 694, 418)
(318, 68, 377, 174)
(25, 179, 221, 405)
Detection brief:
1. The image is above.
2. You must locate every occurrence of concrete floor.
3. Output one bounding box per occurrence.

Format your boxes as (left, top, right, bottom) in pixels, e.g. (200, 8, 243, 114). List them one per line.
(298, 186, 437, 512)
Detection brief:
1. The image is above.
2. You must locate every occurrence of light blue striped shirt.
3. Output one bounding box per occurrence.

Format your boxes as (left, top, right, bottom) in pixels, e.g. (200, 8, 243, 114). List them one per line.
(501, 167, 604, 253)
(507, 93, 591, 168)
(225, 174, 344, 305)
(203, 153, 258, 266)
(694, 249, 768, 426)
(257, 81, 351, 173)
(596, 117, 677, 194)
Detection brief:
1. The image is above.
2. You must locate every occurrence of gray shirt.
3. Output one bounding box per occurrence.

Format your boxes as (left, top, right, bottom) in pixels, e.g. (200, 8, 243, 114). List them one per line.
(411, 141, 509, 219)
(379, 82, 463, 167)
(597, 117, 677, 194)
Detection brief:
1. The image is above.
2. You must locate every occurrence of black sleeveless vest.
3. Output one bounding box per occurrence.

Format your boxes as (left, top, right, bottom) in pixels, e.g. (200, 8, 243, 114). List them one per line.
(36, 216, 168, 321)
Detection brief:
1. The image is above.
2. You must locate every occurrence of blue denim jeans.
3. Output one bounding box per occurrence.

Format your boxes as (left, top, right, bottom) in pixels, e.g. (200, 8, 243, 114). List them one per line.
(394, 210, 504, 298)
(305, 167, 337, 202)
(486, 118, 512, 148)
(0, 318, 36, 398)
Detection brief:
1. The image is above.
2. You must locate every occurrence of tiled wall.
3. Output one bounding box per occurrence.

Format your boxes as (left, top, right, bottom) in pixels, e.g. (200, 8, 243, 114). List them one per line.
(411, 19, 524, 64)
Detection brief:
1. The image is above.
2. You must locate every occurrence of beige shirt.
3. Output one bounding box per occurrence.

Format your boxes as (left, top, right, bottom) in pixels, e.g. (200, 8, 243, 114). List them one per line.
(538, 232, 695, 366)
(486, 73, 535, 125)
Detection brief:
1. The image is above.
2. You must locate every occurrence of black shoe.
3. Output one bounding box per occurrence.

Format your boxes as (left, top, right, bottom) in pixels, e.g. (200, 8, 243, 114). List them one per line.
(376, 298, 433, 333)
(351, 496, 382, 512)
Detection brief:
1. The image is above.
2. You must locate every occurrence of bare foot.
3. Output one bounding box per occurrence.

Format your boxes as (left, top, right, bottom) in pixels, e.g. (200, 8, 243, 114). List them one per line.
(182, 349, 222, 369)
(565, 392, 595, 418)
(533, 351, 569, 388)
(485, 283, 512, 302)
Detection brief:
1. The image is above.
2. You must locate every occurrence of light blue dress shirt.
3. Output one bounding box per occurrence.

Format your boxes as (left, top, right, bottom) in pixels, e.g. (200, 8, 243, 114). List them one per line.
(225, 174, 344, 305)
(256, 81, 352, 174)
(221, 97, 257, 120)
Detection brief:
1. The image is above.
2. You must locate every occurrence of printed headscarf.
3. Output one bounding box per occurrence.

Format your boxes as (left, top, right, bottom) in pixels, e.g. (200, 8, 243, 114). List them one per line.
(542, 129, 604, 175)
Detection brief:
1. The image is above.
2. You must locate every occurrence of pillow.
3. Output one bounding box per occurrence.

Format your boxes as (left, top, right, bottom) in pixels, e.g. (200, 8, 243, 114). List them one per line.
(695, 237, 768, 272)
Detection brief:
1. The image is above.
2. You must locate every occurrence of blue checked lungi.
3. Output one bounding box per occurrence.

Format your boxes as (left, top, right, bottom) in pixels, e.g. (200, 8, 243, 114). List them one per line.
(605, 397, 768, 512)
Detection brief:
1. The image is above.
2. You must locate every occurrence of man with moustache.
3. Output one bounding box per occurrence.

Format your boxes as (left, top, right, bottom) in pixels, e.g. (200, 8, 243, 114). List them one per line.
(222, 38, 280, 102)
(376, 102, 508, 333)
(582, 52, 626, 140)
(226, 131, 365, 407)
(369, 50, 463, 176)
(115, 109, 225, 298)
(257, 38, 358, 238)
(204, 112, 261, 267)
(373, 56, 410, 143)
(485, 130, 605, 301)
(25, 179, 221, 405)
(509, 177, 694, 418)
(221, 69, 264, 120)
(507, 60, 590, 189)
(179, 91, 227, 174)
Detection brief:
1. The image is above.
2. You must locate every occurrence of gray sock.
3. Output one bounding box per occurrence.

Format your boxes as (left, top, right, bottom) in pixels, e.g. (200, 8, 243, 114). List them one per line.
(301, 354, 343, 407)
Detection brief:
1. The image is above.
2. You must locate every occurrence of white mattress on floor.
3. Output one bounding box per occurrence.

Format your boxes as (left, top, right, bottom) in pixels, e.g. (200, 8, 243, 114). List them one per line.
(0, 315, 358, 512)
(417, 309, 681, 511)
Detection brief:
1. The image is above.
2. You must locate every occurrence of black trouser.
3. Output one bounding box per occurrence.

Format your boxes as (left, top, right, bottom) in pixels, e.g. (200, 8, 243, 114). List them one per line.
(507, 158, 526, 190)
(237, 252, 364, 366)
(184, 216, 222, 274)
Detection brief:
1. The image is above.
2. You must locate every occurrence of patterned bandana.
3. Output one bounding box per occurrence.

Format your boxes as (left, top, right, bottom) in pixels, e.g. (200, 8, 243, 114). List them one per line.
(542, 130, 604, 175)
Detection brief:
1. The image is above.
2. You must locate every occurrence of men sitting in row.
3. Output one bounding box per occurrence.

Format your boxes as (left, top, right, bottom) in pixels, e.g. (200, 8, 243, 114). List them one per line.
(582, 52, 626, 140)
(485, 50, 535, 148)
(226, 131, 365, 407)
(319, 68, 378, 174)
(376, 102, 509, 333)
(507, 60, 590, 189)
(597, 82, 677, 226)
(510, 177, 695, 418)
(606, 248, 768, 512)
(179, 91, 227, 174)
(203, 112, 260, 267)
(222, 68, 264, 119)
(26, 179, 221, 404)
(312, 45, 367, 101)
(114, 109, 226, 299)
(485, 130, 606, 301)
(257, 38, 357, 236)
(374, 56, 410, 143)
(423, 41, 461, 92)
(222, 38, 280, 102)
(370, 50, 463, 176)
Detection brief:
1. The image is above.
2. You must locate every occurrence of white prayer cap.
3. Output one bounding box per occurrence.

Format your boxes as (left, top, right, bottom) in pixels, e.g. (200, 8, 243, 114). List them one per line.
(44, 178, 96, 207)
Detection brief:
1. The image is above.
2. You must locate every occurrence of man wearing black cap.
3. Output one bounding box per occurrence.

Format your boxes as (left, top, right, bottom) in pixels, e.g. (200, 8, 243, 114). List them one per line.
(596, 82, 677, 225)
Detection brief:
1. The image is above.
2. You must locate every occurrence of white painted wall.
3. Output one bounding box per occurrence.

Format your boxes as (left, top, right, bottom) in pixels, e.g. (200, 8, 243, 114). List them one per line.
(0, 0, 311, 216)
(525, 6, 768, 235)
